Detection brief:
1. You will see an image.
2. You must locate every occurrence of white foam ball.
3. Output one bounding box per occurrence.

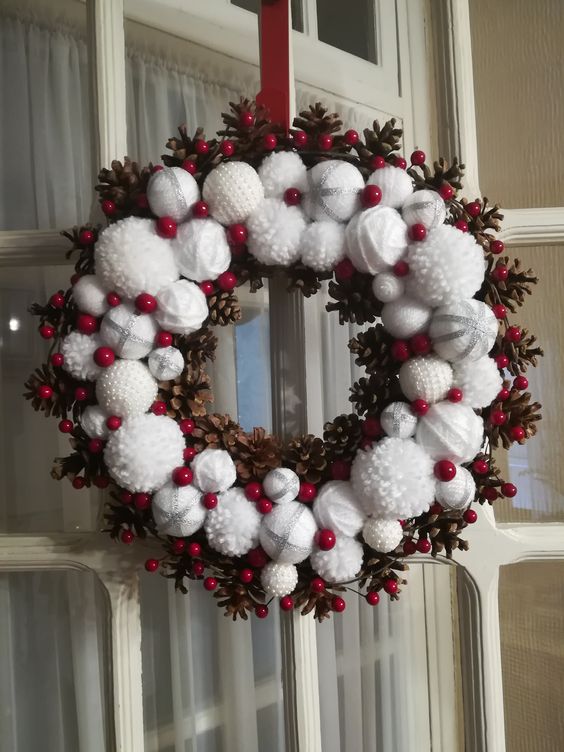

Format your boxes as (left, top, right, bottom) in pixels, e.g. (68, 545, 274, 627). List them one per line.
(246, 198, 306, 266)
(399, 355, 453, 403)
(372, 272, 405, 303)
(452, 356, 503, 408)
(205, 487, 262, 557)
(152, 482, 206, 537)
(300, 220, 346, 272)
(172, 218, 231, 282)
(99, 302, 159, 360)
(312, 481, 366, 537)
(96, 360, 157, 418)
(155, 280, 209, 335)
(148, 346, 184, 381)
(345, 206, 408, 274)
(263, 468, 300, 504)
(401, 189, 446, 230)
(380, 402, 418, 438)
(72, 275, 109, 317)
(363, 518, 403, 552)
(435, 466, 476, 511)
(191, 448, 237, 493)
(416, 402, 484, 463)
(258, 151, 307, 198)
(147, 166, 199, 223)
(61, 332, 103, 381)
(259, 501, 317, 564)
(303, 160, 364, 222)
(203, 162, 264, 226)
(368, 165, 413, 209)
(310, 536, 363, 584)
(429, 299, 499, 363)
(261, 562, 298, 597)
(80, 405, 110, 439)
(381, 295, 432, 339)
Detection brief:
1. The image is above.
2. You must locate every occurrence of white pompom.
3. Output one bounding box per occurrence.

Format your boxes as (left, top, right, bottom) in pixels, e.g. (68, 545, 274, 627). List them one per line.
(399, 355, 453, 403)
(203, 162, 264, 226)
(61, 332, 103, 381)
(429, 300, 499, 363)
(380, 401, 418, 438)
(372, 272, 405, 303)
(300, 220, 346, 272)
(80, 405, 110, 439)
(155, 280, 209, 335)
(147, 166, 200, 223)
(205, 487, 262, 556)
(172, 218, 231, 282)
(452, 356, 503, 408)
(148, 346, 184, 381)
(406, 225, 486, 307)
(310, 536, 363, 583)
(258, 151, 307, 198)
(99, 303, 159, 360)
(246, 198, 306, 266)
(381, 295, 432, 339)
(363, 518, 403, 552)
(191, 448, 237, 493)
(104, 414, 184, 492)
(72, 275, 109, 317)
(401, 189, 446, 230)
(96, 360, 157, 418)
(351, 437, 435, 518)
(312, 481, 366, 537)
(368, 165, 413, 209)
(260, 562, 298, 597)
(435, 466, 476, 510)
(303, 160, 364, 222)
(95, 217, 179, 299)
(259, 501, 317, 564)
(152, 482, 206, 537)
(416, 402, 484, 463)
(345, 206, 408, 274)
(263, 468, 300, 504)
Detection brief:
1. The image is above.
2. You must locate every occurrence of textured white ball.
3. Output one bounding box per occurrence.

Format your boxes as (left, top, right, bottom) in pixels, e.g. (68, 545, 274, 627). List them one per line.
(95, 217, 179, 298)
(406, 225, 486, 307)
(303, 160, 364, 222)
(367, 165, 413, 209)
(258, 151, 307, 198)
(362, 518, 403, 552)
(345, 206, 408, 274)
(452, 356, 503, 408)
(61, 332, 103, 381)
(263, 468, 300, 504)
(372, 272, 405, 303)
(148, 346, 184, 381)
(246, 198, 306, 266)
(435, 466, 476, 511)
(104, 414, 184, 492)
(381, 295, 432, 339)
(429, 299, 499, 363)
(155, 280, 209, 335)
(203, 162, 264, 226)
(204, 487, 262, 557)
(146, 166, 199, 223)
(299, 220, 346, 272)
(399, 355, 453, 403)
(351, 437, 435, 518)
(100, 302, 159, 360)
(80, 405, 110, 439)
(416, 402, 484, 463)
(191, 448, 237, 493)
(96, 360, 157, 418)
(260, 562, 298, 597)
(152, 481, 206, 537)
(259, 501, 317, 564)
(72, 275, 109, 318)
(401, 189, 446, 230)
(380, 402, 418, 438)
(310, 536, 363, 584)
(312, 481, 366, 537)
(172, 218, 231, 282)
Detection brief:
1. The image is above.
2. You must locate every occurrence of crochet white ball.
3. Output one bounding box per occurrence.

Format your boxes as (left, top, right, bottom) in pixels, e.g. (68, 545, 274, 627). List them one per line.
(100, 302, 159, 360)
(61, 332, 103, 381)
(401, 189, 446, 230)
(155, 280, 209, 335)
(399, 355, 453, 403)
(299, 220, 346, 272)
(416, 402, 484, 463)
(381, 295, 432, 339)
(372, 272, 405, 303)
(246, 198, 306, 266)
(435, 466, 476, 511)
(260, 562, 298, 597)
(363, 518, 403, 553)
(258, 151, 307, 198)
(345, 206, 408, 274)
(104, 414, 184, 492)
(406, 225, 486, 307)
(146, 166, 199, 223)
(152, 482, 206, 537)
(259, 501, 317, 564)
(312, 481, 366, 537)
(203, 162, 264, 226)
(310, 536, 363, 584)
(429, 299, 499, 363)
(80, 405, 110, 440)
(191, 448, 236, 493)
(72, 275, 109, 318)
(204, 487, 262, 557)
(172, 218, 231, 282)
(303, 160, 364, 222)
(351, 437, 435, 518)
(452, 356, 503, 408)
(95, 217, 179, 299)
(380, 401, 418, 439)
(367, 165, 413, 209)
(262, 468, 300, 504)
(96, 360, 157, 418)
(148, 346, 184, 381)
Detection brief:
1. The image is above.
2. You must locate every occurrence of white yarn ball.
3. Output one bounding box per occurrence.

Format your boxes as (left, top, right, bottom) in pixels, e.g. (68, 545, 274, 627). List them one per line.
(203, 162, 264, 225)
(61, 332, 103, 381)
(96, 360, 157, 418)
(416, 402, 484, 463)
(372, 272, 405, 303)
(104, 414, 184, 492)
(312, 481, 366, 537)
(303, 160, 364, 222)
(259, 501, 317, 564)
(172, 218, 231, 282)
(205, 487, 262, 557)
(191, 448, 237, 493)
(246, 198, 306, 266)
(72, 275, 109, 317)
(401, 189, 446, 230)
(155, 280, 209, 335)
(152, 481, 206, 537)
(367, 165, 413, 209)
(299, 220, 346, 272)
(452, 356, 503, 408)
(380, 402, 418, 439)
(351, 437, 435, 518)
(146, 166, 200, 223)
(406, 225, 486, 307)
(310, 536, 363, 584)
(80, 405, 110, 439)
(148, 346, 185, 381)
(95, 217, 179, 299)
(381, 295, 432, 339)
(263, 468, 300, 504)
(399, 355, 453, 403)
(260, 562, 298, 597)
(258, 151, 307, 198)
(429, 299, 499, 363)
(362, 518, 403, 552)
(435, 466, 476, 511)
(99, 303, 159, 360)
(345, 206, 408, 274)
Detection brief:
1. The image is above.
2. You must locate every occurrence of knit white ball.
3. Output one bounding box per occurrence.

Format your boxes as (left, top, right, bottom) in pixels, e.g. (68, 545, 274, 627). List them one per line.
(435, 466, 476, 511)
(152, 482, 206, 537)
(381, 295, 432, 339)
(61, 332, 103, 381)
(401, 189, 446, 230)
(303, 160, 364, 222)
(351, 437, 435, 518)
(312, 481, 366, 537)
(362, 518, 404, 552)
(95, 217, 179, 299)
(406, 225, 486, 307)
(148, 346, 185, 381)
(416, 402, 484, 463)
(452, 356, 503, 408)
(80, 405, 110, 439)
(260, 562, 298, 597)
(299, 220, 346, 272)
(262, 467, 300, 504)
(367, 165, 413, 209)
(380, 401, 418, 439)
(204, 487, 262, 557)
(259, 501, 317, 564)
(191, 448, 237, 493)
(96, 360, 157, 418)
(372, 272, 405, 303)
(399, 355, 453, 403)
(310, 536, 363, 584)
(345, 206, 408, 274)
(146, 166, 200, 223)
(104, 414, 184, 492)
(155, 280, 209, 335)
(172, 218, 231, 282)
(72, 275, 109, 318)
(429, 299, 499, 363)
(99, 302, 159, 360)
(258, 151, 307, 198)
(203, 162, 264, 226)
(246, 198, 306, 266)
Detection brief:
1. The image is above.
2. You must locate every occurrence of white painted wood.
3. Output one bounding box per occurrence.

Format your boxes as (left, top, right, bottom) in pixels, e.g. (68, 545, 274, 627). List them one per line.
(0, 231, 69, 267)
(499, 207, 564, 247)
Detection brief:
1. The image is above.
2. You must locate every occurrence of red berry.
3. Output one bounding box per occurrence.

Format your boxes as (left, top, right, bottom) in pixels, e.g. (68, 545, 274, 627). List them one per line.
(151, 401, 167, 416)
(227, 223, 248, 245)
(257, 498, 273, 515)
(501, 482, 517, 498)
(255, 605, 269, 619)
(245, 482, 263, 501)
(239, 568, 254, 584)
(361, 184, 382, 208)
(366, 590, 380, 606)
(199, 280, 214, 296)
(135, 193, 149, 209)
(473, 459, 489, 475)
(513, 375, 529, 390)
(72, 476, 85, 489)
(193, 561, 205, 576)
(361, 417, 381, 438)
(391, 340, 411, 362)
(393, 260, 410, 277)
(383, 579, 398, 595)
(88, 438, 104, 454)
(37, 384, 53, 399)
(151, 165, 164, 173)
(318, 134, 333, 150)
(145, 559, 159, 573)
(94, 346, 115, 367)
(330, 459, 351, 480)
(430, 502, 443, 515)
(204, 577, 217, 591)
(182, 159, 197, 174)
(492, 304, 507, 319)
(239, 111, 254, 128)
(51, 353, 64, 367)
(134, 493, 151, 510)
(217, 271, 237, 291)
(70, 274, 80, 285)
(495, 354, 509, 369)
(203, 493, 218, 510)
(187, 542, 201, 557)
(156, 331, 173, 347)
(410, 333, 431, 355)
(439, 182, 454, 201)
(317, 529, 336, 551)
(505, 326, 521, 343)
(77, 314, 98, 334)
(410, 149, 426, 166)
(106, 291, 121, 307)
(492, 265, 509, 282)
(220, 140, 235, 157)
(447, 387, 463, 403)
(411, 399, 429, 417)
(247, 546, 268, 568)
(465, 201, 481, 217)
(417, 538, 432, 554)
(106, 415, 122, 431)
(463, 509, 478, 524)
(499, 386, 511, 400)
(135, 293, 158, 314)
(490, 409, 507, 426)
(156, 216, 177, 239)
(344, 129, 359, 146)
(409, 223, 427, 241)
(393, 156, 407, 169)
(280, 595, 294, 611)
(101, 199, 116, 216)
(195, 139, 209, 155)
(293, 130, 307, 147)
(454, 219, 468, 232)
(190, 201, 209, 220)
(490, 239, 505, 255)
(510, 426, 526, 442)
(403, 539, 417, 555)
(482, 487, 499, 502)
(263, 133, 277, 150)
(370, 155, 387, 170)
(334, 258, 355, 281)
(331, 596, 346, 613)
(79, 229, 95, 245)
(434, 460, 457, 482)
(179, 419, 195, 435)
(183, 446, 197, 462)
(49, 292, 65, 308)
(94, 475, 110, 489)
(59, 419, 73, 434)
(171, 539, 186, 555)
(172, 466, 193, 487)
(74, 386, 88, 401)
(120, 490, 133, 505)
(120, 530, 134, 544)
(310, 577, 325, 593)
(283, 187, 302, 206)
(298, 482, 317, 503)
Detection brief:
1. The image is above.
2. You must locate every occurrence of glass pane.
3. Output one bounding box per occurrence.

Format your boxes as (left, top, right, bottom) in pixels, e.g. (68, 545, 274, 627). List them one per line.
(0, 569, 113, 751)
(231, 0, 304, 32)
(317, 0, 377, 63)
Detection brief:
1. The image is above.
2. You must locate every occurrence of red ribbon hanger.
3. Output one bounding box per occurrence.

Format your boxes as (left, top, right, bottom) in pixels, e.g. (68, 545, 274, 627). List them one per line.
(256, 0, 291, 131)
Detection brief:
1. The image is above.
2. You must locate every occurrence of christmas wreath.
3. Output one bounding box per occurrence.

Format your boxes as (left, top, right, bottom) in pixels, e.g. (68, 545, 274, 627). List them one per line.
(25, 100, 543, 620)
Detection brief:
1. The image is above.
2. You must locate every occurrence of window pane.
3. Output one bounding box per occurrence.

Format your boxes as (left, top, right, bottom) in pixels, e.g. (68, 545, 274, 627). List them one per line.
(317, 0, 377, 63)
(231, 0, 304, 33)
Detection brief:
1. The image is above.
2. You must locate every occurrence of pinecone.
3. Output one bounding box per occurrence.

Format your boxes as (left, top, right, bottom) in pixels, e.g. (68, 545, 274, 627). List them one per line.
(24, 363, 88, 422)
(287, 263, 332, 298)
(449, 197, 503, 247)
(229, 252, 273, 292)
(208, 290, 242, 326)
(159, 368, 213, 418)
(326, 273, 382, 325)
(483, 390, 542, 449)
(408, 156, 465, 194)
(162, 124, 223, 181)
(231, 427, 283, 482)
(175, 327, 218, 370)
(492, 327, 543, 377)
(96, 158, 153, 220)
(348, 324, 394, 375)
(191, 413, 240, 453)
(291, 104, 344, 159)
(51, 427, 107, 488)
(217, 99, 287, 167)
(323, 413, 362, 462)
(484, 256, 539, 313)
(285, 434, 328, 484)
(62, 225, 100, 276)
